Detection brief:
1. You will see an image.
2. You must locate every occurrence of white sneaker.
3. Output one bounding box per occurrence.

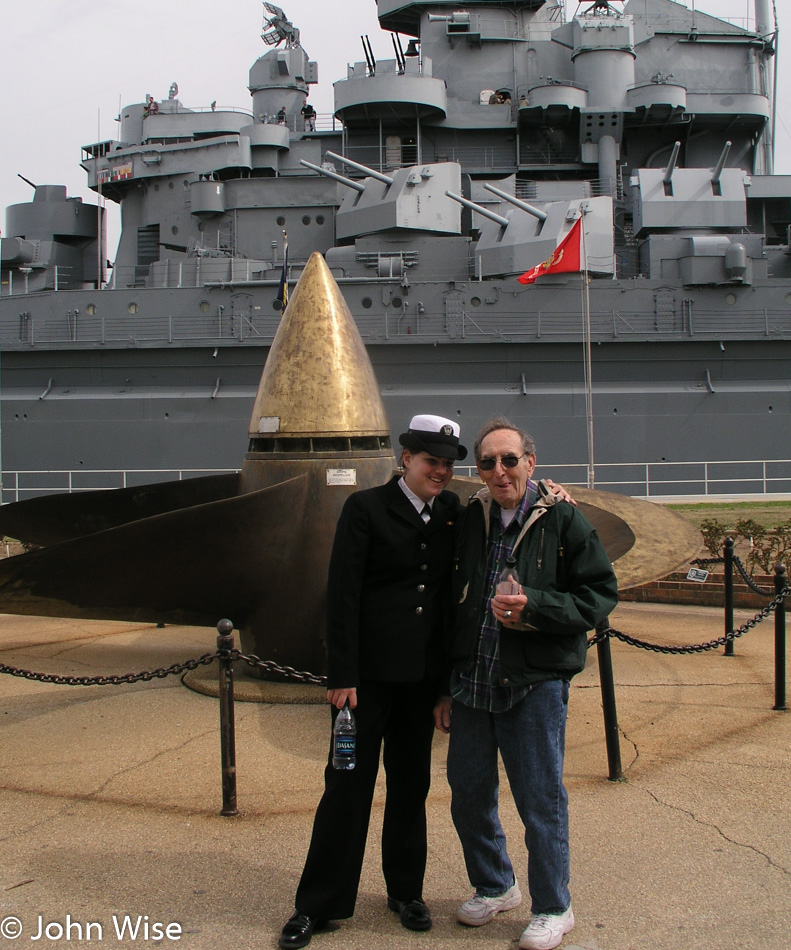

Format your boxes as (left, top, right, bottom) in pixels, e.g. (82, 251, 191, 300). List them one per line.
(457, 882, 522, 927)
(518, 906, 574, 950)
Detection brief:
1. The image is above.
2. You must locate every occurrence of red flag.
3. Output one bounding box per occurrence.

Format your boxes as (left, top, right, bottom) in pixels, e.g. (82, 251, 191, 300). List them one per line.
(517, 217, 583, 285)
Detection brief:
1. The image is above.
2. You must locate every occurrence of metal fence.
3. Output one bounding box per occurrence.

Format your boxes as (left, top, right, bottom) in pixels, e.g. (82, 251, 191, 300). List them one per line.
(0, 468, 239, 504)
(2, 459, 791, 504)
(455, 458, 791, 499)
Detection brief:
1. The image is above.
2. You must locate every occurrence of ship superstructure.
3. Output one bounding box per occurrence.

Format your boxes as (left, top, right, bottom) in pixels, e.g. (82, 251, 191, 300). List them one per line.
(1, 0, 788, 494)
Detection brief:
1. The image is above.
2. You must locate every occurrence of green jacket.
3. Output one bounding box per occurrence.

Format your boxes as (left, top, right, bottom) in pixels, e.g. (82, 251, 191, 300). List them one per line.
(449, 483, 618, 685)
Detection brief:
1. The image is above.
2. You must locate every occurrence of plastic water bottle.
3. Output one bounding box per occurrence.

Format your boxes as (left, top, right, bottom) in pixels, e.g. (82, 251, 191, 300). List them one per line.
(332, 703, 357, 770)
(496, 556, 521, 595)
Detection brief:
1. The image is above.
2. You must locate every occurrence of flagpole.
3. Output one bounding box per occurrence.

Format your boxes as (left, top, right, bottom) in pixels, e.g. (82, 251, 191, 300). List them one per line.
(580, 210, 595, 489)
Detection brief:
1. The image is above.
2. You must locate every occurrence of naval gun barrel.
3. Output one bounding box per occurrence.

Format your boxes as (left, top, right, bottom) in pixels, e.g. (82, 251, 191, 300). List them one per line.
(663, 142, 681, 184)
(711, 141, 732, 184)
(483, 184, 548, 221)
(324, 150, 394, 186)
(445, 191, 509, 227)
(299, 159, 365, 193)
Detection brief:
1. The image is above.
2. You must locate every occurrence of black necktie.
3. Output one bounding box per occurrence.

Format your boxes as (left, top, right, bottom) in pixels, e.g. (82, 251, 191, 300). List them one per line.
(421, 504, 431, 524)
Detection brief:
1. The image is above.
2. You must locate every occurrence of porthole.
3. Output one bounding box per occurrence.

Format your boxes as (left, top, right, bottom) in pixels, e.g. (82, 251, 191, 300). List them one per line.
(128, 302, 139, 314)
(200, 301, 210, 314)
(362, 297, 373, 309)
(785, 293, 791, 305)
(197, 222, 205, 232)
(273, 298, 285, 312)
(86, 304, 97, 316)
(302, 215, 311, 225)
(171, 226, 179, 235)
(725, 293, 737, 305)
(154, 183, 160, 191)
(168, 181, 174, 189)
(316, 215, 325, 225)
(391, 296, 403, 308)
(277, 216, 286, 226)
(470, 296, 481, 307)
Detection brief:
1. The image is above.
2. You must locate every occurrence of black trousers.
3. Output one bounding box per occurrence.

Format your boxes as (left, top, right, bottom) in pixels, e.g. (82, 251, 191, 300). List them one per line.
(294, 678, 438, 920)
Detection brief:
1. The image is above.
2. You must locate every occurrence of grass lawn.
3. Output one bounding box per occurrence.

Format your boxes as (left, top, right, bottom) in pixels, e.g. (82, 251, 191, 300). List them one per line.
(667, 500, 791, 531)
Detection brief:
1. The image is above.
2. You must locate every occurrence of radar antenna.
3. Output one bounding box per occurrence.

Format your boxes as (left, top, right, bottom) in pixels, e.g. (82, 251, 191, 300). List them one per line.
(261, 3, 301, 49)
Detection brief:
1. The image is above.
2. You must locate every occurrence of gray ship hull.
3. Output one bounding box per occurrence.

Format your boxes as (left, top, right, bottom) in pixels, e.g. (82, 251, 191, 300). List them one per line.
(2, 0, 789, 496)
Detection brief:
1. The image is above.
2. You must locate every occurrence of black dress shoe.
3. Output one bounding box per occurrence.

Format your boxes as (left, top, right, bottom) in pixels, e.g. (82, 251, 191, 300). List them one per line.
(387, 897, 432, 932)
(278, 912, 327, 949)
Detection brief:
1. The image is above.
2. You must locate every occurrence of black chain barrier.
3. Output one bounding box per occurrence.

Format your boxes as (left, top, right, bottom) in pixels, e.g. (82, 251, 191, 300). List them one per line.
(0, 653, 218, 686)
(227, 649, 327, 685)
(0, 650, 328, 688)
(593, 584, 789, 655)
(732, 556, 776, 597)
(3, 580, 788, 687)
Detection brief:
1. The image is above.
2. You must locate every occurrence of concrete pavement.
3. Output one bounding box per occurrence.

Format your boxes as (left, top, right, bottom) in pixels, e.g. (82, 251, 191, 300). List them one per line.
(0, 602, 789, 950)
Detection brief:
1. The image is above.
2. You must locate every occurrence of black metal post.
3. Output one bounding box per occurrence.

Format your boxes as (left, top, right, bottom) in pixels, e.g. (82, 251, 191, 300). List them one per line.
(217, 618, 238, 816)
(773, 565, 787, 712)
(724, 537, 735, 656)
(595, 618, 624, 781)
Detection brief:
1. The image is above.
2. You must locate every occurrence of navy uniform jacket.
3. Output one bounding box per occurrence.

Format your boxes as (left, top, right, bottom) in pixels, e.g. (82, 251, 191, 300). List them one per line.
(326, 476, 460, 688)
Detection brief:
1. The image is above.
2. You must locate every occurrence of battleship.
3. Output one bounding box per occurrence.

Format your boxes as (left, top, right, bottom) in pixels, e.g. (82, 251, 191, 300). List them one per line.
(1, 0, 789, 498)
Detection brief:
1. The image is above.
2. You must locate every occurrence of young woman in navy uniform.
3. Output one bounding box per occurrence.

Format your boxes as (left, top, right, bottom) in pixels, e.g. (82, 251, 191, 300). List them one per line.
(279, 415, 467, 948)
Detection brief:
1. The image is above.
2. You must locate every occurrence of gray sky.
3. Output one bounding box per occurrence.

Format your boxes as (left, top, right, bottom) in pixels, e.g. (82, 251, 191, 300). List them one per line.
(2, 0, 788, 254)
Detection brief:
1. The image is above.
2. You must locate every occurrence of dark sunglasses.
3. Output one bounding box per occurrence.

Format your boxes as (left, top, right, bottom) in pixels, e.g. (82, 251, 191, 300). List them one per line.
(477, 453, 525, 472)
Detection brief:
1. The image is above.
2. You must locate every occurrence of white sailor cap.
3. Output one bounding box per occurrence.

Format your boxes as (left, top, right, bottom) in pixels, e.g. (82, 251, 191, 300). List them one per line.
(399, 414, 467, 460)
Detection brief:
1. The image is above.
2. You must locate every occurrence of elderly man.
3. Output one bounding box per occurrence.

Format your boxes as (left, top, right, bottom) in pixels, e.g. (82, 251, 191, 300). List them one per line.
(435, 416, 617, 950)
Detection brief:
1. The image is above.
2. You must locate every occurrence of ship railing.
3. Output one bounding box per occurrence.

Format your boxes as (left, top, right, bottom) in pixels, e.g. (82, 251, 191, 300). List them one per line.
(258, 111, 342, 133)
(189, 106, 255, 117)
(513, 176, 623, 200)
(453, 459, 791, 500)
(1, 264, 75, 297)
(0, 469, 239, 505)
(335, 142, 580, 174)
(641, 13, 757, 34)
(520, 79, 588, 96)
(4, 304, 791, 348)
(3, 459, 791, 504)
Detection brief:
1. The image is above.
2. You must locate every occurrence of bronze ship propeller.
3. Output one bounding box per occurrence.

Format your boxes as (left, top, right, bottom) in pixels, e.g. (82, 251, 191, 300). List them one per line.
(0, 254, 701, 676)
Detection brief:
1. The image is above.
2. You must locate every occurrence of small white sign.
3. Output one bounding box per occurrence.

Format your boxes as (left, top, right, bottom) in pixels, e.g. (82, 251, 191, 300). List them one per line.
(686, 568, 709, 583)
(327, 468, 357, 486)
(258, 416, 280, 433)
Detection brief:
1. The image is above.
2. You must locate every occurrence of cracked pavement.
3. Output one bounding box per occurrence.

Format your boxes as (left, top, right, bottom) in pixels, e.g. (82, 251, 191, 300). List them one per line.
(0, 602, 789, 950)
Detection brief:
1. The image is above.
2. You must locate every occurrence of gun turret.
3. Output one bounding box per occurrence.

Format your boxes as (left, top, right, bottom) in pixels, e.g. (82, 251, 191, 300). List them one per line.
(445, 190, 509, 227)
(663, 141, 681, 184)
(324, 151, 394, 186)
(711, 141, 732, 185)
(483, 184, 548, 222)
(299, 159, 365, 193)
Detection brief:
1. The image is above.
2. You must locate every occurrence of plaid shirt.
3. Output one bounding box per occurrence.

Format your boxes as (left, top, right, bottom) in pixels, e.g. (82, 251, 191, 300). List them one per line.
(451, 480, 538, 712)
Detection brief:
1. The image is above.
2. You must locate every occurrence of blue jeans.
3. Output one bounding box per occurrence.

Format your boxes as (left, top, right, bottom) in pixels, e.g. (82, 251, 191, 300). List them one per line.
(447, 680, 571, 915)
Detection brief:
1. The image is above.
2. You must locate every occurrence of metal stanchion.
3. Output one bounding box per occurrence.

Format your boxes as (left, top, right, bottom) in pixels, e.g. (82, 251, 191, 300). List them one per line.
(724, 538, 735, 656)
(595, 618, 624, 781)
(773, 565, 787, 712)
(216, 619, 238, 816)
